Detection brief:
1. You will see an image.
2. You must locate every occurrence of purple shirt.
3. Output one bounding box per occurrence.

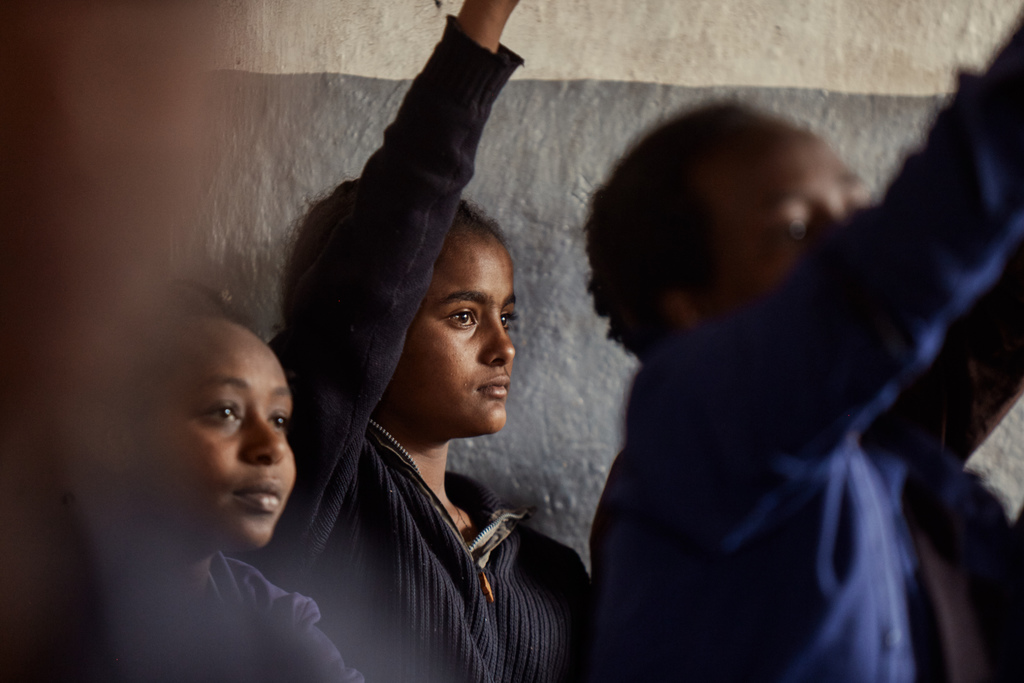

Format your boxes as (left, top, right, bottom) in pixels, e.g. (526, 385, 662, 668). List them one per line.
(210, 552, 364, 683)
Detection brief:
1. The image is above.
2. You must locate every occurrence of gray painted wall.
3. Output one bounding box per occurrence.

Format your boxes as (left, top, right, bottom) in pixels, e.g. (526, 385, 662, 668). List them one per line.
(186, 75, 1022, 564)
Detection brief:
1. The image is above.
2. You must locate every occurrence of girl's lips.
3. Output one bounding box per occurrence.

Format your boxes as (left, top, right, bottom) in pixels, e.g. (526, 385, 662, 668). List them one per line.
(478, 378, 510, 399)
(232, 487, 282, 513)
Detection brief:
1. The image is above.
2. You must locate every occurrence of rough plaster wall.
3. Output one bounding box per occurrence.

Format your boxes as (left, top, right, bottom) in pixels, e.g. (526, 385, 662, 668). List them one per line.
(182, 75, 1024, 564)
(973, 407, 1024, 520)
(213, 0, 1022, 94)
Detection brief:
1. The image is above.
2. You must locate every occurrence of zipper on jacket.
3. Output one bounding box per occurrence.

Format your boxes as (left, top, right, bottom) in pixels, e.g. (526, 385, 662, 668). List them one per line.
(368, 419, 424, 479)
(467, 511, 521, 552)
(368, 419, 524, 604)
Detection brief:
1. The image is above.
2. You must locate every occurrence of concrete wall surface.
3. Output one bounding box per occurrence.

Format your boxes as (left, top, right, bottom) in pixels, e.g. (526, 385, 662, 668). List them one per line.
(185, 71, 1024, 562)
(214, 0, 1022, 94)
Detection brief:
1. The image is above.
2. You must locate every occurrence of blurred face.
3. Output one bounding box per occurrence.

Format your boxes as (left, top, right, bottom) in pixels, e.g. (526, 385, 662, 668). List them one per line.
(668, 130, 870, 326)
(159, 318, 295, 554)
(377, 233, 516, 444)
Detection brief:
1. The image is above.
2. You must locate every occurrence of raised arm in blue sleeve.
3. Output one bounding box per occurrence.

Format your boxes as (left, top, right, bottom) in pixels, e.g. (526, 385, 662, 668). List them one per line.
(622, 20, 1024, 551)
(590, 19, 1024, 683)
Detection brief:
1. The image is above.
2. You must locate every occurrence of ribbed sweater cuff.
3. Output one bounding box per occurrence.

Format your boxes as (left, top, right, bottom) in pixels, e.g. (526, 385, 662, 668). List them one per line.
(415, 15, 524, 110)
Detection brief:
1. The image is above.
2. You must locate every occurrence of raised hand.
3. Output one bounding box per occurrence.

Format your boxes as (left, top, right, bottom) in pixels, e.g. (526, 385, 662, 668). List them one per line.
(456, 0, 521, 53)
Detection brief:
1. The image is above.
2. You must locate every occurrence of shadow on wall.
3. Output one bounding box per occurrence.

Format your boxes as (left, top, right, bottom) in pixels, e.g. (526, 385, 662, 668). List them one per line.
(181, 73, 1007, 564)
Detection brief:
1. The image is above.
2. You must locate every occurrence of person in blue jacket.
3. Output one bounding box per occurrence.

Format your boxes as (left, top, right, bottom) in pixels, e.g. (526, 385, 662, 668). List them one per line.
(583, 15, 1024, 683)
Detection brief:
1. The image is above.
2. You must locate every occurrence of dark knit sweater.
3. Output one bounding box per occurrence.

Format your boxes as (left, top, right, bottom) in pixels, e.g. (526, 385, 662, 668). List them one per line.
(257, 19, 589, 683)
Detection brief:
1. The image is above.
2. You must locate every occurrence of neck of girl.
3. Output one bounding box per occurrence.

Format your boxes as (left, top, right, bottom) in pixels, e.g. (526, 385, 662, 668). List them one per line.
(152, 527, 216, 597)
(374, 418, 477, 540)
(128, 540, 214, 599)
(383, 422, 452, 504)
(186, 554, 214, 595)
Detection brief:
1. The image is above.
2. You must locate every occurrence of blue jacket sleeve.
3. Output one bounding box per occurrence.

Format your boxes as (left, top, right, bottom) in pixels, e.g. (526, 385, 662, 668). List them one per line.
(613, 22, 1024, 551)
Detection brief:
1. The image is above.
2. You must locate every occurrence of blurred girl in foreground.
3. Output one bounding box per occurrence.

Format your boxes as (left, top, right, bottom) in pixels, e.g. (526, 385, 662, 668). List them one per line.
(99, 290, 363, 683)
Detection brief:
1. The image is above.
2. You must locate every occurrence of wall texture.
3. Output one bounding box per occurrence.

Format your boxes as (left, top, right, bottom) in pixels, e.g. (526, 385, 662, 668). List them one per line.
(188, 2, 1024, 564)
(213, 0, 1022, 94)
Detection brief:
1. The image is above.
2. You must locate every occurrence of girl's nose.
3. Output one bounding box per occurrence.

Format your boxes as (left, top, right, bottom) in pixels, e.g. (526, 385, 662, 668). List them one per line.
(484, 323, 515, 366)
(240, 418, 290, 466)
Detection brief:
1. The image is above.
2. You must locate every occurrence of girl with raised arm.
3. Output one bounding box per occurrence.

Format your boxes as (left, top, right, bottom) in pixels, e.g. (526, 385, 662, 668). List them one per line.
(259, 3, 590, 682)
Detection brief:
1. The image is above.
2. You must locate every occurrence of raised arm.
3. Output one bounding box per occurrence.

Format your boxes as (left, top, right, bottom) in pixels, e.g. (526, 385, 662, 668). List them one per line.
(618, 19, 1024, 549)
(457, 0, 520, 53)
(274, 1, 521, 554)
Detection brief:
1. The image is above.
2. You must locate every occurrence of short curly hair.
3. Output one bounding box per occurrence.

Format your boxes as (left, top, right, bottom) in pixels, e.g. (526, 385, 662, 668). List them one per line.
(584, 103, 798, 354)
(281, 178, 506, 324)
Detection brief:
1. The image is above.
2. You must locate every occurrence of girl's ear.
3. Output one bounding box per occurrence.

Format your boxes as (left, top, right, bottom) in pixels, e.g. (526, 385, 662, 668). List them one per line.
(658, 288, 705, 332)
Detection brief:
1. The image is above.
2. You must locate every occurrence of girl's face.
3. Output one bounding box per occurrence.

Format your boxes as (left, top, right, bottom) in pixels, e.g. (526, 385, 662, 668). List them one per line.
(159, 318, 295, 554)
(377, 233, 516, 445)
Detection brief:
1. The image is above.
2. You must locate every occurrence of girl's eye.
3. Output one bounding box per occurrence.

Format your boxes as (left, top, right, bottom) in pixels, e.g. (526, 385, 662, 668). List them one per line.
(451, 311, 475, 326)
(271, 414, 290, 431)
(214, 406, 239, 421)
(769, 219, 808, 245)
(500, 311, 518, 330)
(787, 219, 807, 241)
(202, 404, 242, 426)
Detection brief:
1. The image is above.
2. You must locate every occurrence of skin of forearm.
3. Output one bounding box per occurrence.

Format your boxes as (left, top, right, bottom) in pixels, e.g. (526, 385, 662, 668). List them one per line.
(456, 0, 520, 53)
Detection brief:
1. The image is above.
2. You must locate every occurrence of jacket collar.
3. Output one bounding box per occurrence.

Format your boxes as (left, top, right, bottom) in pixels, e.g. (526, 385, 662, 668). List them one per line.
(368, 427, 532, 569)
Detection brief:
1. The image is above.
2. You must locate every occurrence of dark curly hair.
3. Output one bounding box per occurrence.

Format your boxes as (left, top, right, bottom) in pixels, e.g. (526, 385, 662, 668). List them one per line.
(281, 179, 507, 324)
(584, 103, 800, 354)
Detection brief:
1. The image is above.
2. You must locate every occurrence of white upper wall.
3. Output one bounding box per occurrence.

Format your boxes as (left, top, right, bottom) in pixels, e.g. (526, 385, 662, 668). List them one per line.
(214, 0, 1022, 95)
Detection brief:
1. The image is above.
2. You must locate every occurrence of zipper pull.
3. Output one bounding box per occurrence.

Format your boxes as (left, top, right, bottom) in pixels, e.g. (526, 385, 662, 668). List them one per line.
(478, 571, 494, 603)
